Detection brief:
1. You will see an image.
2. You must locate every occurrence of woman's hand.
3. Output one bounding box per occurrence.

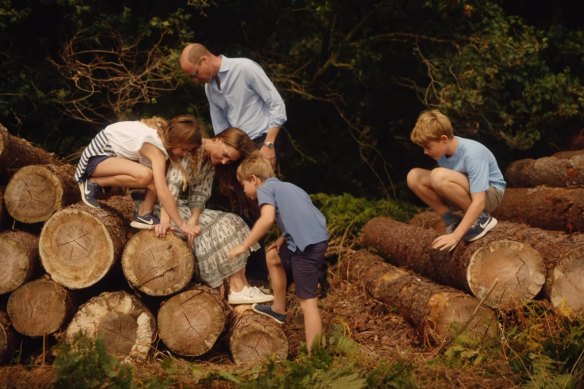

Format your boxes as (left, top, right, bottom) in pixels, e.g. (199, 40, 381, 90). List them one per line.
(179, 223, 200, 248)
(228, 245, 248, 260)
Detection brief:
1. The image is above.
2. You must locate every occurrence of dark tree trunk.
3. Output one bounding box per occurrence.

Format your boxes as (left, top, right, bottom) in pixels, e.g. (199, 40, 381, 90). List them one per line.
(361, 217, 546, 310)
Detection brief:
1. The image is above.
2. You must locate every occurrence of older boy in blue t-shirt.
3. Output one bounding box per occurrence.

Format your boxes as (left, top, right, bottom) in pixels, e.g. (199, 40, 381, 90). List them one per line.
(407, 109, 506, 252)
(228, 153, 328, 352)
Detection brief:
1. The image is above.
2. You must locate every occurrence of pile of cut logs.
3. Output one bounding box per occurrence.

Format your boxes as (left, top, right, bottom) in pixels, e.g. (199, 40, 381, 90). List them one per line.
(0, 124, 287, 365)
(349, 149, 584, 345)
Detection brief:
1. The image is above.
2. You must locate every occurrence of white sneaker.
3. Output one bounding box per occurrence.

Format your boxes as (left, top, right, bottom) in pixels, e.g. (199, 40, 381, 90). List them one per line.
(228, 285, 274, 305)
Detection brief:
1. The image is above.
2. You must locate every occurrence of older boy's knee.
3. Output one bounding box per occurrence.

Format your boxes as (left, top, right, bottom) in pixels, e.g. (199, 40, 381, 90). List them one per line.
(407, 168, 425, 189)
(429, 167, 452, 188)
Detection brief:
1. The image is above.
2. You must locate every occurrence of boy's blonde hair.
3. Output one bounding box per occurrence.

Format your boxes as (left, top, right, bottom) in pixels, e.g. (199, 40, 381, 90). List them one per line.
(410, 109, 454, 147)
(236, 151, 275, 182)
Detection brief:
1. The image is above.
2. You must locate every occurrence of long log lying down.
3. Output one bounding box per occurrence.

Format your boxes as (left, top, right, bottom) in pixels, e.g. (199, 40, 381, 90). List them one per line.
(122, 231, 194, 296)
(39, 196, 134, 289)
(7, 277, 74, 337)
(361, 217, 546, 310)
(0, 311, 17, 365)
(409, 212, 584, 318)
(157, 286, 228, 357)
(0, 230, 39, 294)
(66, 291, 156, 360)
(505, 150, 584, 188)
(339, 250, 497, 344)
(0, 124, 61, 179)
(491, 186, 584, 233)
(228, 305, 288, 365)
(4, 164, 80, 224)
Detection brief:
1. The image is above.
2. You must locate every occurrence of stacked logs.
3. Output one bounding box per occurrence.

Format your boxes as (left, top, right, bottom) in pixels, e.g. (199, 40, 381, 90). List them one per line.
(0, 124, 287, 365)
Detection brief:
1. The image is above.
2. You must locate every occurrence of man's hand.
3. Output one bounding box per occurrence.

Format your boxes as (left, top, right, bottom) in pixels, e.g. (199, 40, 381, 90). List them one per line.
(228, 245, 248, 260)
(432, 233, 460, 252)
(259, 146, 276, 167)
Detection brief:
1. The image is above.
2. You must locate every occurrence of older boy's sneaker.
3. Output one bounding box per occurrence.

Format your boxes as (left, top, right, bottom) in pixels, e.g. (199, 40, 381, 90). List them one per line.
(464, 213, 498, 242)
(441, 212, 462, 234)
(252, 303, 286, 324)
(130, 212, 160, 229)
(79, 180, 101, 209)
(228, 286, 274, 305)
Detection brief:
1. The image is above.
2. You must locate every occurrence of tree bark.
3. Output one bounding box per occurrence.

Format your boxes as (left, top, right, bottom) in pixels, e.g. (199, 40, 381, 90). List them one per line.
(491, 186, 584, 233)
(0, 124, 61, 180)
(505, 150, 584, 188)
(339, 250, 497, 344)
(7, 277, 74, 337)
(66, 291, 156, 360)
(0, 311, 17, 365)
(409, 211, 584, 318)
(122, 230, 195, 296)
(0, 230, 39, 294)
(39, 196, 134, 289)
(228, 305, 288, 365)
(157, 286, 228, 357)
(361, 217, 546, 310)
(4, 164, 80, 224)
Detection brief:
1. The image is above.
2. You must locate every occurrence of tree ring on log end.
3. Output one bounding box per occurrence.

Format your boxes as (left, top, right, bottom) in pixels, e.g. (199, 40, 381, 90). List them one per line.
(467, 240, 545, 309)
(122, 231, 194, 296)
(0, 232, 38, 294)
(550, 245, 584, 319)
(5, 166, 62, 223)
(40, 208, 115, 289)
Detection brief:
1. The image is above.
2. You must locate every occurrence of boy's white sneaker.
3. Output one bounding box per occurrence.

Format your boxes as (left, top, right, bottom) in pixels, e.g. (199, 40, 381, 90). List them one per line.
(228, 285, 274, 305)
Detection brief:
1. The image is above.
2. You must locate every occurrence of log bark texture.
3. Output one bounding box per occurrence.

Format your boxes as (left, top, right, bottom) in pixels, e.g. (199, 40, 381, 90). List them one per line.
(157, 286, 228, 357)
(7, 277, 74, 337)
(0, 230, 39, 294)
(361, 217, 546, 309)
(0, 311, 17, 365)
(66, 291, 156, 360)
(491, 186, 584, 233)
(39, 196, 134, 289)
(339, 250, 496, 344)
(122, 230, 194, 296)
(228, 305, 288, 365)
(0, 124, 61, 179)
(409, 211, 584, 318)
(505, 150, 584, 188)
(5, 164, 80, 223)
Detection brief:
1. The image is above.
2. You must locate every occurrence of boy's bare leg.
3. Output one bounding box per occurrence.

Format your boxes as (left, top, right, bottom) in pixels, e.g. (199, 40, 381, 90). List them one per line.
(407, 167, 472, 213)
(299, 297, 322, 353)
(266, 247, 287, 314)
(407, 168, 450, 214)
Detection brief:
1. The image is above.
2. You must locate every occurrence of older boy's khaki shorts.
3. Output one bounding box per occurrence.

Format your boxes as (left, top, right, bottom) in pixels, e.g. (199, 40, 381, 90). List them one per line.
(485, 186, 504, 213)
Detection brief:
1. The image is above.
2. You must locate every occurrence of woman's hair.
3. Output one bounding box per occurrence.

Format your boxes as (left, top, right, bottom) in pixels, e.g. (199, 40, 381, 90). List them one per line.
(212, 127, 257, 216)
(410, 109, 454, 147)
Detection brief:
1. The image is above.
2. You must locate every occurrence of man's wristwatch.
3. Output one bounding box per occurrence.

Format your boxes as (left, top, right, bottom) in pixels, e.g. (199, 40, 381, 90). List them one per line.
(263, 141, 275, 149)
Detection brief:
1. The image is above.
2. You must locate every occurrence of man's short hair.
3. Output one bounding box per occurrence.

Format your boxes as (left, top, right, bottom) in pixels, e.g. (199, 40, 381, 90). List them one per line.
(410, 109, 454, 146)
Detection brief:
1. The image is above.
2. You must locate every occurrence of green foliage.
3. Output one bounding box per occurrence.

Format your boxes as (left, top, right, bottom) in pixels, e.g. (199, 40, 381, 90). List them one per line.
(54, 334, 132, 389)
(365, 361, 417, 389)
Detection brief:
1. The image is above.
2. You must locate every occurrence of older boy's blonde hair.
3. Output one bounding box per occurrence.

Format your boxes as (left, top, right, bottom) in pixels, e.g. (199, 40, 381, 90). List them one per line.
(410, 109, 454, 147)
(236, 151, 275, 182)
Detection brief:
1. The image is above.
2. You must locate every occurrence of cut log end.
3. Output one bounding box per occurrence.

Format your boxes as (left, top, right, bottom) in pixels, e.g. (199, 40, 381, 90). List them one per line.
(467, 240, 546, 309)
(550, 245, 584, 319)
(0, 231, 39, 294)
(122, 231, 194, 296)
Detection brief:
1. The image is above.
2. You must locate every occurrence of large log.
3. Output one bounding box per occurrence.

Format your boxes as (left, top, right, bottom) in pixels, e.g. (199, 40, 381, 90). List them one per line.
(0, 230, 39, 294)
(39, 196, 134, 289)
(122, 230, 194, 296)
(4, 164, 80, 224)
(157, 286, 228, 357)
(491, 186, 584, 233)
(228, 305, 288, 365)
(0, 311, 17, 365)
(0, 124, 61, 179)
(505, 150, 584, 188)
(339, 250, 496, 344)
(7, 277, 74, 337)
(361, 217, 546, 310)
(66, 291, 156, 360)
(409, 211, 584, 318)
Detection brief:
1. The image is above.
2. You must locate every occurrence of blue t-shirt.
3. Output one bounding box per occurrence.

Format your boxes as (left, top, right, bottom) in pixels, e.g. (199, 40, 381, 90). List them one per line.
(438, 136, 506, 193)
(257, 177, 328, 252)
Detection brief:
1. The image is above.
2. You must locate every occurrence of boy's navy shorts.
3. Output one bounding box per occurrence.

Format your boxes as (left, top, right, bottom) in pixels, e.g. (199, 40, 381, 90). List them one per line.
(278, 240, 328, 299)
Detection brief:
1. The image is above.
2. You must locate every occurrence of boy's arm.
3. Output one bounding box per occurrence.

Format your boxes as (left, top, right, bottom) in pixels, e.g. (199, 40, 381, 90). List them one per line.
(432, 191, 485, 251)
(228, 204, 276, 259)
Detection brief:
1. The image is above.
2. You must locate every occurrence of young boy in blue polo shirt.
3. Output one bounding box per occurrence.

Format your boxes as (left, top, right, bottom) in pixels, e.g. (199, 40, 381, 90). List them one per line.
(228, 152, 328, 352)
(407, 109, 506, 252)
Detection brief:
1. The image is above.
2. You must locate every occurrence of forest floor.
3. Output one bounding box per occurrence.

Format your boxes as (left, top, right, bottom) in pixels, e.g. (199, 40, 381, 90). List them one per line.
(0, 252, 521, 388)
